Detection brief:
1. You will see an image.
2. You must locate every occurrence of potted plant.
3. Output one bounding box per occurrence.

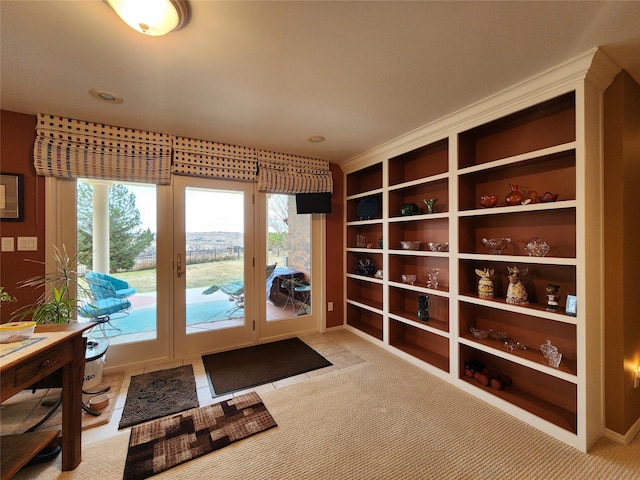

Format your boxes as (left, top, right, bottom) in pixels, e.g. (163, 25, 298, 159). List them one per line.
(11, 245, 88, 324)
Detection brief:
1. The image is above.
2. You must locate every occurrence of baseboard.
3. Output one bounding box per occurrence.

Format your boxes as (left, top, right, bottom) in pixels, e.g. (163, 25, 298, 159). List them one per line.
(604, 416, 640, 445)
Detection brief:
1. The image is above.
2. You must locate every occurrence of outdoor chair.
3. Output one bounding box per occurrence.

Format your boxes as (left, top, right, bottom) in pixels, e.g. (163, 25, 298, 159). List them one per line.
(203, 263, 277, 318)
(281, 278, 311, 316)
(79, 271, 136, 336)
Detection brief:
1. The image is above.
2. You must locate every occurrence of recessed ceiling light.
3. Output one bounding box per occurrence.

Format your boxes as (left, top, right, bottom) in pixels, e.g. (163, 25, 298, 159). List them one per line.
(89, 89, 124, 104)
(306, 135, 326, 143)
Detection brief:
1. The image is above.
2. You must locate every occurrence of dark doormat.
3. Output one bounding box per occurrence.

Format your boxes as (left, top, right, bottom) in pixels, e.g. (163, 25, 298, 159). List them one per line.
(202, 337, 332, 396)
(118, 365, 199, 429)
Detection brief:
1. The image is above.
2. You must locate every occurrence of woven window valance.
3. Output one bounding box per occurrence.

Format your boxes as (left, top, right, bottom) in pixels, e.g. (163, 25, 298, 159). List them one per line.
(33, 114, 172, 184)
(257, 150, 333, 194)
(172, 137, 257, 182)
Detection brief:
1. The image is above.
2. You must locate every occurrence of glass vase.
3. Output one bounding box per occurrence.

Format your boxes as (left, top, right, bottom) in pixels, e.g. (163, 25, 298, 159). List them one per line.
(417, 295, 429, 321)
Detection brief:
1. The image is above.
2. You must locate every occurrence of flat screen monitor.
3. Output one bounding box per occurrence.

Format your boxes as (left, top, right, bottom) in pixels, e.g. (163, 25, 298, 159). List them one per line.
(295, 192, 332, 214)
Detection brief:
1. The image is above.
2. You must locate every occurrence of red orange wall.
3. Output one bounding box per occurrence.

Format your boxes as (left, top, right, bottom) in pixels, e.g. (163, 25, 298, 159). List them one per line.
(325, 163, 344, 328)
(0, 111, 45, 321)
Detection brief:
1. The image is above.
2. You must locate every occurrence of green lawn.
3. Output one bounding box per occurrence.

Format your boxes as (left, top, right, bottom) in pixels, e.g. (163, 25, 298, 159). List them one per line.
(112, 256, 285, 293)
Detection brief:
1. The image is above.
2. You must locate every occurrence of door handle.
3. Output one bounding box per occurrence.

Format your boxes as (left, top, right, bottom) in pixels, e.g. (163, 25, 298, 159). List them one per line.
(177, 253, 185, 278)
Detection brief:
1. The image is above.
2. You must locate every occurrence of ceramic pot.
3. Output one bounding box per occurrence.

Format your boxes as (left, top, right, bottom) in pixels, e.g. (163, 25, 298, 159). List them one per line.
(505, 184, 525, 206)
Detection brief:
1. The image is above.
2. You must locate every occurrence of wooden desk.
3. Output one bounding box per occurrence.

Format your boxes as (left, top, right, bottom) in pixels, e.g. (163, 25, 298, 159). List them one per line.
(1, 323, 93, 479)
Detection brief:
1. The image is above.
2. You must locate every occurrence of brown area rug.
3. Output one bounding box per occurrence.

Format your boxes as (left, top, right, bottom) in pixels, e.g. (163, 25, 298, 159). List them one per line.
(202, 337, 332, 396)
(118, 365, 199, 429)
(123, 391, 277, 480)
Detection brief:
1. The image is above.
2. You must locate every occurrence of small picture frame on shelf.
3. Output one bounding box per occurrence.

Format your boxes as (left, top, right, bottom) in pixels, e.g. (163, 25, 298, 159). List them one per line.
(565, 294, 577, 316)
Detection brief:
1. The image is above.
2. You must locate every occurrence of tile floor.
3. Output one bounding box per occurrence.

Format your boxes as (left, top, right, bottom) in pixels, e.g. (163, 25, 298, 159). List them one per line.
(80, 333, 365, 445)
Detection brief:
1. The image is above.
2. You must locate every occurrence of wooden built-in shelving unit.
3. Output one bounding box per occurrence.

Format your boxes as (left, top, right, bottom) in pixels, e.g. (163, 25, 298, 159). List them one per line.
(342, 51, 614, 451)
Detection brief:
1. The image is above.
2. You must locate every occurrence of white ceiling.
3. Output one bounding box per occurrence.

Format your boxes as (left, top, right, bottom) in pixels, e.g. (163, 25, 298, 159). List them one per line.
(2, 1, 640, 164)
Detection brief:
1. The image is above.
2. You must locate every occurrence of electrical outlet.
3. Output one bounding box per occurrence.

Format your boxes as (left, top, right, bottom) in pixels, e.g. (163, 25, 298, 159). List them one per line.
(635, 369, 640, 389)
(327, 301, 334, 312)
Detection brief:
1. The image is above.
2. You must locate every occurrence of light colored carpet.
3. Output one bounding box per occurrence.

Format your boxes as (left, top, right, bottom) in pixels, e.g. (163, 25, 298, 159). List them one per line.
(12, 330, 640, 479)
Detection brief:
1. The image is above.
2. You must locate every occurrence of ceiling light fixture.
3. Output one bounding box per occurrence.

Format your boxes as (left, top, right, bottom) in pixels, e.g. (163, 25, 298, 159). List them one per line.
(89, 89, 124, 104)
(105, 0, 191, 36)
(306, 135, 326, 143)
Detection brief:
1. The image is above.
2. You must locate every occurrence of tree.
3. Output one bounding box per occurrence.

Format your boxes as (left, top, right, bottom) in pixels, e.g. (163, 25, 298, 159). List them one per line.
(267, 194, 289, 255)
(77, 182, 154, 272)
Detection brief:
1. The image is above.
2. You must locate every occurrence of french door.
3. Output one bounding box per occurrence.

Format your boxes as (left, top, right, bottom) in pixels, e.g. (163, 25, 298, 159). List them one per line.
(172, 176, 256, 357)
(52, 176, 323, 368)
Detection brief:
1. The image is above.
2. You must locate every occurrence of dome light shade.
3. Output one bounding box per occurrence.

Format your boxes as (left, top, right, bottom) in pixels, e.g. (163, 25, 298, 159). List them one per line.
(105, 0, 190, 36)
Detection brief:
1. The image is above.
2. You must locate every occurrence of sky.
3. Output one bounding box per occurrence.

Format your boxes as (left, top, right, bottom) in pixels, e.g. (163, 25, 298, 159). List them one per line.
(127, 185, 244, 233)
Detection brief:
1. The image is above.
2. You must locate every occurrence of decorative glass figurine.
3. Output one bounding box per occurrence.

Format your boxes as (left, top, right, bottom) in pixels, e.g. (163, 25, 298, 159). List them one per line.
(423, 198, 438, 214)
(426, 268, 440, 289)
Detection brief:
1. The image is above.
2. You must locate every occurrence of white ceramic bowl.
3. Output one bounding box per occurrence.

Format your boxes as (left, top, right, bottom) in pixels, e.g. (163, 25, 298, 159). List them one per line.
(0, 321, 36, 344)
(88, 393, 110, 410)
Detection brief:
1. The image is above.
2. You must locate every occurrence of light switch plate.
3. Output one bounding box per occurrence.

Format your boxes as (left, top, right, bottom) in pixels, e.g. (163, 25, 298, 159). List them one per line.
(1, 237, 15, 252)
(17, 236, 38, 251)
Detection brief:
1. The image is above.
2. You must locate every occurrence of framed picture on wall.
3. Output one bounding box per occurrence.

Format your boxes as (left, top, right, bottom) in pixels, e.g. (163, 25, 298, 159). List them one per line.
(0, 173, 24, 221)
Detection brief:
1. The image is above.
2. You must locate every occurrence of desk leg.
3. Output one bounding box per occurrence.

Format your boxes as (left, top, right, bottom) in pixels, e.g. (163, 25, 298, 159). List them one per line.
(61, 334, 84, 471)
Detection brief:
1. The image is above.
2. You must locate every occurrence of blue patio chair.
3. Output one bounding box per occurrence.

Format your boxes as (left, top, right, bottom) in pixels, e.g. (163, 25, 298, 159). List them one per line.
(80, 271, 136, 336)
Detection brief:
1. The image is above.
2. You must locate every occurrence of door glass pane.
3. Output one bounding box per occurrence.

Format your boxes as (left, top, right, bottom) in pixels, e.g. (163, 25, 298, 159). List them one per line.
(266, 194, 311, 321)
(77, 180, 157, 345)
(184, 187, 245, 333)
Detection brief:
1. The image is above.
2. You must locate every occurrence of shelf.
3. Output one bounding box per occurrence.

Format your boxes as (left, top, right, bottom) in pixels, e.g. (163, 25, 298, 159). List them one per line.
(458, 259, 576, 311)
(389, 285, 450, 331)
(458, 337, 577, 382)
(458, 92, 576, 169)
(388, 138, 448, 187)
(457, 200, 576, 217)
(390, 319, 450, 372)
(458, 294, 578, 324)
(388, 172, 449, 192)
(346, 303, 383, 340)
(388, 179, 449, 218)
(389, 249, 449, 258)
(1, 431, 61, 480)
(457, 253, 577, 266)
(459, 376, 577, 433)
(389, 254, 450, 293)
(345, 188, 384, 201)
(347, 192, 383, 222)
(389, 312, 450, 337)
(458, 209, 576, 258)
(346, 163, 383, 197)
(458, 149, 576, 211)
(459, 344, 577, 433)
(347, 276, 383, 311)
(457, 142, 576, 176)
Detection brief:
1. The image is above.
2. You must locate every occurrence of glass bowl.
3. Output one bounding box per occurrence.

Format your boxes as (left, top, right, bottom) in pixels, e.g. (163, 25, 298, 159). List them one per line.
(400, 240, 421, 250)
(401, 274, 416, 285)
(481, 237, 511, 255)
(427, 241, 448, 252)
(525, 237, 550, 257)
